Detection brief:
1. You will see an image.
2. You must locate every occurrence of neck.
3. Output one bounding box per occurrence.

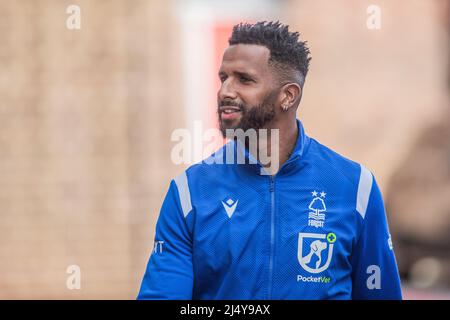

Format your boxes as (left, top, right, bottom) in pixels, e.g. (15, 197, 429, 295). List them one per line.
(255, 117, 299, 175)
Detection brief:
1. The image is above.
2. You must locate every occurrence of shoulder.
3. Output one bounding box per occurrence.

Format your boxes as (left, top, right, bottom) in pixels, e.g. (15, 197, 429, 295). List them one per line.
(307, 137, 376, 219)
(307, 137, 372, 188)
(172, 141, 233, 189)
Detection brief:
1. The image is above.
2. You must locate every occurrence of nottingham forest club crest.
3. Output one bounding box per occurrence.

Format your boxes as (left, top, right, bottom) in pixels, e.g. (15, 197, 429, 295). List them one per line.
(308, 190, 327, 228)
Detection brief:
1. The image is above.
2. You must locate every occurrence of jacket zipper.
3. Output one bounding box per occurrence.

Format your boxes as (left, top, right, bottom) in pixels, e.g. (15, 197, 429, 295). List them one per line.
(266, 155, 300, 298)
(268, 175, 275, 299)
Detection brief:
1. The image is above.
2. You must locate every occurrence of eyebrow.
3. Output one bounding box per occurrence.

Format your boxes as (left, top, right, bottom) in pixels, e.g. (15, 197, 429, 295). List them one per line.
(218, 70, 257, 80)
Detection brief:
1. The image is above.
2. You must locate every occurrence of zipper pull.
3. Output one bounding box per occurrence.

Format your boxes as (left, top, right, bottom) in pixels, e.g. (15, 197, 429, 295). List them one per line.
(269, 176, 274, 192)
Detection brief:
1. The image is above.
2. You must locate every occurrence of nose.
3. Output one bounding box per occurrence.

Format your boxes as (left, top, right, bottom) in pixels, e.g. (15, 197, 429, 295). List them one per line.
(218, 78, 238, 102)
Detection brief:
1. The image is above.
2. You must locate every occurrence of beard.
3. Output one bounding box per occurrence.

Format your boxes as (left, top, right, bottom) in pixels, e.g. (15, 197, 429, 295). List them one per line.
(218, 91, 277, 138)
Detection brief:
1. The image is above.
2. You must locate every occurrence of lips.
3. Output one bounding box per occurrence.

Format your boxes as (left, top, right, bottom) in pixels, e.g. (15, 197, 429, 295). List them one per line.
(219, 106, 242, 120)
(219, 106, 241, 113)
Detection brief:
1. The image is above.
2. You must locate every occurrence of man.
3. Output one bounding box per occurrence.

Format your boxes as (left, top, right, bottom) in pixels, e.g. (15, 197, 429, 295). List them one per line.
(137, 21, 402, 299)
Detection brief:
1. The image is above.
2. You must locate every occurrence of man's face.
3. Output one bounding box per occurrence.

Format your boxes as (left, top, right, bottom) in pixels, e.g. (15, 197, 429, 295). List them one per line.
(217, 44, 280, 137)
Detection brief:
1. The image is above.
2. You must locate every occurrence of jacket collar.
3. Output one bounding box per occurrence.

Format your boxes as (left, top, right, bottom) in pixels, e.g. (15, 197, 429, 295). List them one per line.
(232, 118, 310, 175)
(289, 118, 309, 160)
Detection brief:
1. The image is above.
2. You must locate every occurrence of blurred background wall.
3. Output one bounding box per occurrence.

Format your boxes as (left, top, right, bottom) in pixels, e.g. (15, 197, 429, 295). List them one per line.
(0, 0, 448, 299)
(0, 0, 183, 299)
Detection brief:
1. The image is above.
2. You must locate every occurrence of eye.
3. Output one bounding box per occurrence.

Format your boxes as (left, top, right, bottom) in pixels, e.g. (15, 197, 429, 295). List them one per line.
(239, 75, 252, 84)
(219, 74, 227, 83)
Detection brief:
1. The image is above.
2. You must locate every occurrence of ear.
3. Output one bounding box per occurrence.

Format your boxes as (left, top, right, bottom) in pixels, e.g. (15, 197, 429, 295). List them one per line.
(279, 83, 302, 112)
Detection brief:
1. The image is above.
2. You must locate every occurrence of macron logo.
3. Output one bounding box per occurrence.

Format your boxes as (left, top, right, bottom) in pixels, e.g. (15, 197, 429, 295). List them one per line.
(222, 198, 238, 218)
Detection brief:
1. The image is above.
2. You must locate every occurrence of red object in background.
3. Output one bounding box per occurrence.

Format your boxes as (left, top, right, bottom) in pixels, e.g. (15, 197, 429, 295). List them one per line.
(210, 23, 234, 130)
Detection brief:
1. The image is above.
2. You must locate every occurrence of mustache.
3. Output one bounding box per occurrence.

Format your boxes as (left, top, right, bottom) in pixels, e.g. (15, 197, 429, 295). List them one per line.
(218, 100, 246, 110)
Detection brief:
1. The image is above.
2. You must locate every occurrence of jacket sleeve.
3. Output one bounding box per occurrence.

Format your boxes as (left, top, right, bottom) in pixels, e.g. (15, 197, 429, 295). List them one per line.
(351, 171, 402, 300)
(137, 177, 194, 299)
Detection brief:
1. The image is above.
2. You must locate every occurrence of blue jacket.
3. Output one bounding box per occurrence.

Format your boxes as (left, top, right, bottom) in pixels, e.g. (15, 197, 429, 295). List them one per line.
(137, 119, 402, 300)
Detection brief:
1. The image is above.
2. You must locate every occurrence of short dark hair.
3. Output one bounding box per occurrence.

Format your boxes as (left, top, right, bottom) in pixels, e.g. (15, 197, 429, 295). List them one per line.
(229, 21, 311, 87)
